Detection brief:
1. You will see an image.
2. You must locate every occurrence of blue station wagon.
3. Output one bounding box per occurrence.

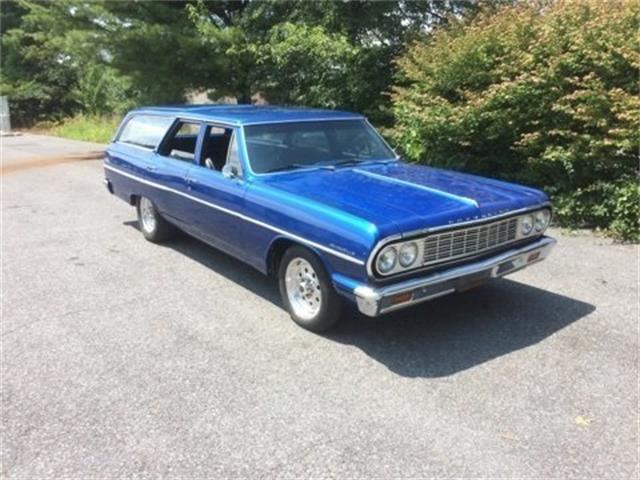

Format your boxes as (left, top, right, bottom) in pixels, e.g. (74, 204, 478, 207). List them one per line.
(104, 105, 555, 331)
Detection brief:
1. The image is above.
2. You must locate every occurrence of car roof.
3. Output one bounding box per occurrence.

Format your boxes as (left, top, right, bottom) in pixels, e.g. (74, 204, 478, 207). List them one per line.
(130, 104, 365, 126)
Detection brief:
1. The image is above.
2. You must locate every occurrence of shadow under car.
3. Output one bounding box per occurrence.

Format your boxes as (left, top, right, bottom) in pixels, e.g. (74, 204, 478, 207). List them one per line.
(124, 220, 595, 378)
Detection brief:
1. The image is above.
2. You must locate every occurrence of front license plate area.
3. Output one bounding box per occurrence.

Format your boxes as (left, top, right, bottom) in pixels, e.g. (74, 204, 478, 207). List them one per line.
(456, 269, 491, 292)
(496, 260, 515, 276)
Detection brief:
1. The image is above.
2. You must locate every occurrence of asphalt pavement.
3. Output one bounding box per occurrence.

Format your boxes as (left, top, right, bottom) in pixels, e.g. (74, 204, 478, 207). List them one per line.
(1, 134, 638, 478)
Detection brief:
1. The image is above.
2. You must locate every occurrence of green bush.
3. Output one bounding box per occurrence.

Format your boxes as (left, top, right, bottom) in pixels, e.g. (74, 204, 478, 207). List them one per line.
(607, 180, 640, 242)
(391, 0, 639, 241)
(47, 114, 120, 144)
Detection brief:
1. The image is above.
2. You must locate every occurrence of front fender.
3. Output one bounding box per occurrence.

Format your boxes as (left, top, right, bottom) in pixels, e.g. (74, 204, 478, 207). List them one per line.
(244, 182, 386, 281)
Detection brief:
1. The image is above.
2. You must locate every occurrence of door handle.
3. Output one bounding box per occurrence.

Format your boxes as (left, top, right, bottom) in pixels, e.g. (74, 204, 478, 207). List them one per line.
(145, 165, 157, 172)
(186, 178, 198, 187)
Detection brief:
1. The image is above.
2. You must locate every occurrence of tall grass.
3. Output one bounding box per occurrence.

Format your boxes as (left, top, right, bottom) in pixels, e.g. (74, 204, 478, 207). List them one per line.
(47, 114, 121, 144)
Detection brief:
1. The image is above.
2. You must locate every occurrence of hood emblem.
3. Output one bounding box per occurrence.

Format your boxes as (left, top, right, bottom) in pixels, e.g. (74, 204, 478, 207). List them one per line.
(446, 207, 513, 225)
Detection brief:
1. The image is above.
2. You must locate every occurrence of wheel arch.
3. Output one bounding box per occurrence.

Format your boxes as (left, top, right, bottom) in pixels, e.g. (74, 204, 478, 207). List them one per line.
(266, 236, 332, 278)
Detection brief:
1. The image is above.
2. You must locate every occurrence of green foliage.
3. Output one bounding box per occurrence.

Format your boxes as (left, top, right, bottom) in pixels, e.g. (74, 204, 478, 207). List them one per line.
(255, 23, 358, 108)
(71, 65, 135, 115)
(553, 179, 640, 241)
(0, 0, 137, 124)
(47, 114, 120, 144)
(231, 0, 477, 123)
(2, 0, 636, 240)
(1, 1, 79, 123)
(105, 2, 213, 105)
(609, 181, 640, 242)
(2, 0, 469, 125)
(392, 0, 640, 240)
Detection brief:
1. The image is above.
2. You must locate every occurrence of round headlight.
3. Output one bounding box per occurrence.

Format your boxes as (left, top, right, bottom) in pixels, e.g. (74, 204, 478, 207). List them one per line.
(376, 246, 397, 274)
(534, 209, 550, 232)
(399, 242, 418, 268)
(521, 214, 534, 235)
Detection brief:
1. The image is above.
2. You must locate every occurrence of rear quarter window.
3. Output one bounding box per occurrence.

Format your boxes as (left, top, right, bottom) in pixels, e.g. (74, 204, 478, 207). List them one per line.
(117, 115, 174, 149)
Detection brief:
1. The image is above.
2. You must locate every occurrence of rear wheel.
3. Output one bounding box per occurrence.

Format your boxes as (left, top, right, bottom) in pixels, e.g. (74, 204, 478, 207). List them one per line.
(136, 196, 176, 242)
(278, 246, 342, 332)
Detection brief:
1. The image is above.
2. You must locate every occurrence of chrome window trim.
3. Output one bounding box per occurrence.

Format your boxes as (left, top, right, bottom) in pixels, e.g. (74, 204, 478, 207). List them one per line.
(366, 203, 552, 278)
(103, 163, 365, 266)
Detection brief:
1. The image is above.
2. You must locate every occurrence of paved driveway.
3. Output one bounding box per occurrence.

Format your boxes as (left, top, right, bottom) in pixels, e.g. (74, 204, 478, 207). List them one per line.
(2, 135, 638, 478)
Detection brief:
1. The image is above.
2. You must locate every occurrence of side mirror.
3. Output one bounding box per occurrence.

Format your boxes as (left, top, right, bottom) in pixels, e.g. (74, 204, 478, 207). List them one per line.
(222, 164, 239, 179)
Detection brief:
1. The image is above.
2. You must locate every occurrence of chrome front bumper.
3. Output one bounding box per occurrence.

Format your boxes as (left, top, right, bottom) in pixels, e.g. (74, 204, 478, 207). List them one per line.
(354, 236, 556, 317)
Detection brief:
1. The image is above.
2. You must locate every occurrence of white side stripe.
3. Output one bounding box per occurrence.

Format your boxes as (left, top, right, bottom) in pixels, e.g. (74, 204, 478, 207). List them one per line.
(353, 169, 479, 208)
(104, 163, 365, 265)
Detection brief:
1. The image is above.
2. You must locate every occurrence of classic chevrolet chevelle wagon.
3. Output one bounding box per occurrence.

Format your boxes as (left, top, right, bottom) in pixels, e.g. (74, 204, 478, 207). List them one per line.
(104, 105, 555, 331)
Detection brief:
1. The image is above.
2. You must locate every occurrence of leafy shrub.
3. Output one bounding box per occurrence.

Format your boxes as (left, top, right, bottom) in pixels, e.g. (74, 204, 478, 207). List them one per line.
(391, 0, 639, 240)
(608, 180, 640, 241)
(553, 179, 640, 242)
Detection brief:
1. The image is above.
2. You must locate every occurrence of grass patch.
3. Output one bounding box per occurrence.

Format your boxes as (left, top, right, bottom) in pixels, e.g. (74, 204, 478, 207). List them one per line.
(45, 114, 120, 144)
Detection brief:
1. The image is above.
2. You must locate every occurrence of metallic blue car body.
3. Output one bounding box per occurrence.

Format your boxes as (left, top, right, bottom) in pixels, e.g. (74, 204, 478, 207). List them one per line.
(104, 105, 554, 315)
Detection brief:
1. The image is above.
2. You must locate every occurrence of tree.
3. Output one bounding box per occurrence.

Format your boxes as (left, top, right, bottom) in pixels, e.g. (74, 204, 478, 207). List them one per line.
(391, 0, 640, 240)
(2, 0, 474, 125)
(1, 0, 213, 122)
(189, 0, 475, 122)
(1, 1, 81, 123)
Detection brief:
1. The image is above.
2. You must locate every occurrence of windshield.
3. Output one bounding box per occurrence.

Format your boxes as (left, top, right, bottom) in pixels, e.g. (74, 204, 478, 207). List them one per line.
(244, 120, 396, 174)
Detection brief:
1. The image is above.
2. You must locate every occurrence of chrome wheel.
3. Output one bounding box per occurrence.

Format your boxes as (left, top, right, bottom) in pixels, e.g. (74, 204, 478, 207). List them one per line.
(139, 197, 157, 233)
(285, 257, 322, 321)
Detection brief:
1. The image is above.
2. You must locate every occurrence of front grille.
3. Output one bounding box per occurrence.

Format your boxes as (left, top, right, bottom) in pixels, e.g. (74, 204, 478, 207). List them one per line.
(422, 217, 519, 266)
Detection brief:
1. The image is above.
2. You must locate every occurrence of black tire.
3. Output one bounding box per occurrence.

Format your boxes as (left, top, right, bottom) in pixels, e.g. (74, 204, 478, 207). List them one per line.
(136, 196, 176, 243)
(278, 245, 342, 332)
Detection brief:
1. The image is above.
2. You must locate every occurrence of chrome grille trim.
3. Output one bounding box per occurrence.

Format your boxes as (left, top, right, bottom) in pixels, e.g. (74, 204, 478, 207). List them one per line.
(422, 217, 519, 266)
(365, 203, 552, 278)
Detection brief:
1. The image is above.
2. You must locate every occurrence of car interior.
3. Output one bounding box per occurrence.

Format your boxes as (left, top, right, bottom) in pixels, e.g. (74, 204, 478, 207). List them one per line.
(161, 122, 232, 171)
(161, 121, 199, 162)
(201, 126, 232, 171)
(245, 140, 330, 173)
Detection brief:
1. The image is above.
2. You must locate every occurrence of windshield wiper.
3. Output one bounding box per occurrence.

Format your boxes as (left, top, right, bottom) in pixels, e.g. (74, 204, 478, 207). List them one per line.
(266, 158, 395, 173)
(266, 163, 312, 173)
(321, 158, 397, 170)
(267, 162, 340, 173)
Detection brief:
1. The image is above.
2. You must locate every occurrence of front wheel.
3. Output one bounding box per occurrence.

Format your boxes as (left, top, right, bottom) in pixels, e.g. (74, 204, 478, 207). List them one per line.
(278, 246, 342, 332)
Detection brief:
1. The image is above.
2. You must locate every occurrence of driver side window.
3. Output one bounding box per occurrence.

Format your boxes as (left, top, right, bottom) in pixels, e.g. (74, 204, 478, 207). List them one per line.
(201, 126, 230, 172)
(200, 125, 242, 177)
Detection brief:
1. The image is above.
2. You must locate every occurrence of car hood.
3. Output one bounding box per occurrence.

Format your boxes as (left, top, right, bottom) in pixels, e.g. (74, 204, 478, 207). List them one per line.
(259, 162, 549, 235)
